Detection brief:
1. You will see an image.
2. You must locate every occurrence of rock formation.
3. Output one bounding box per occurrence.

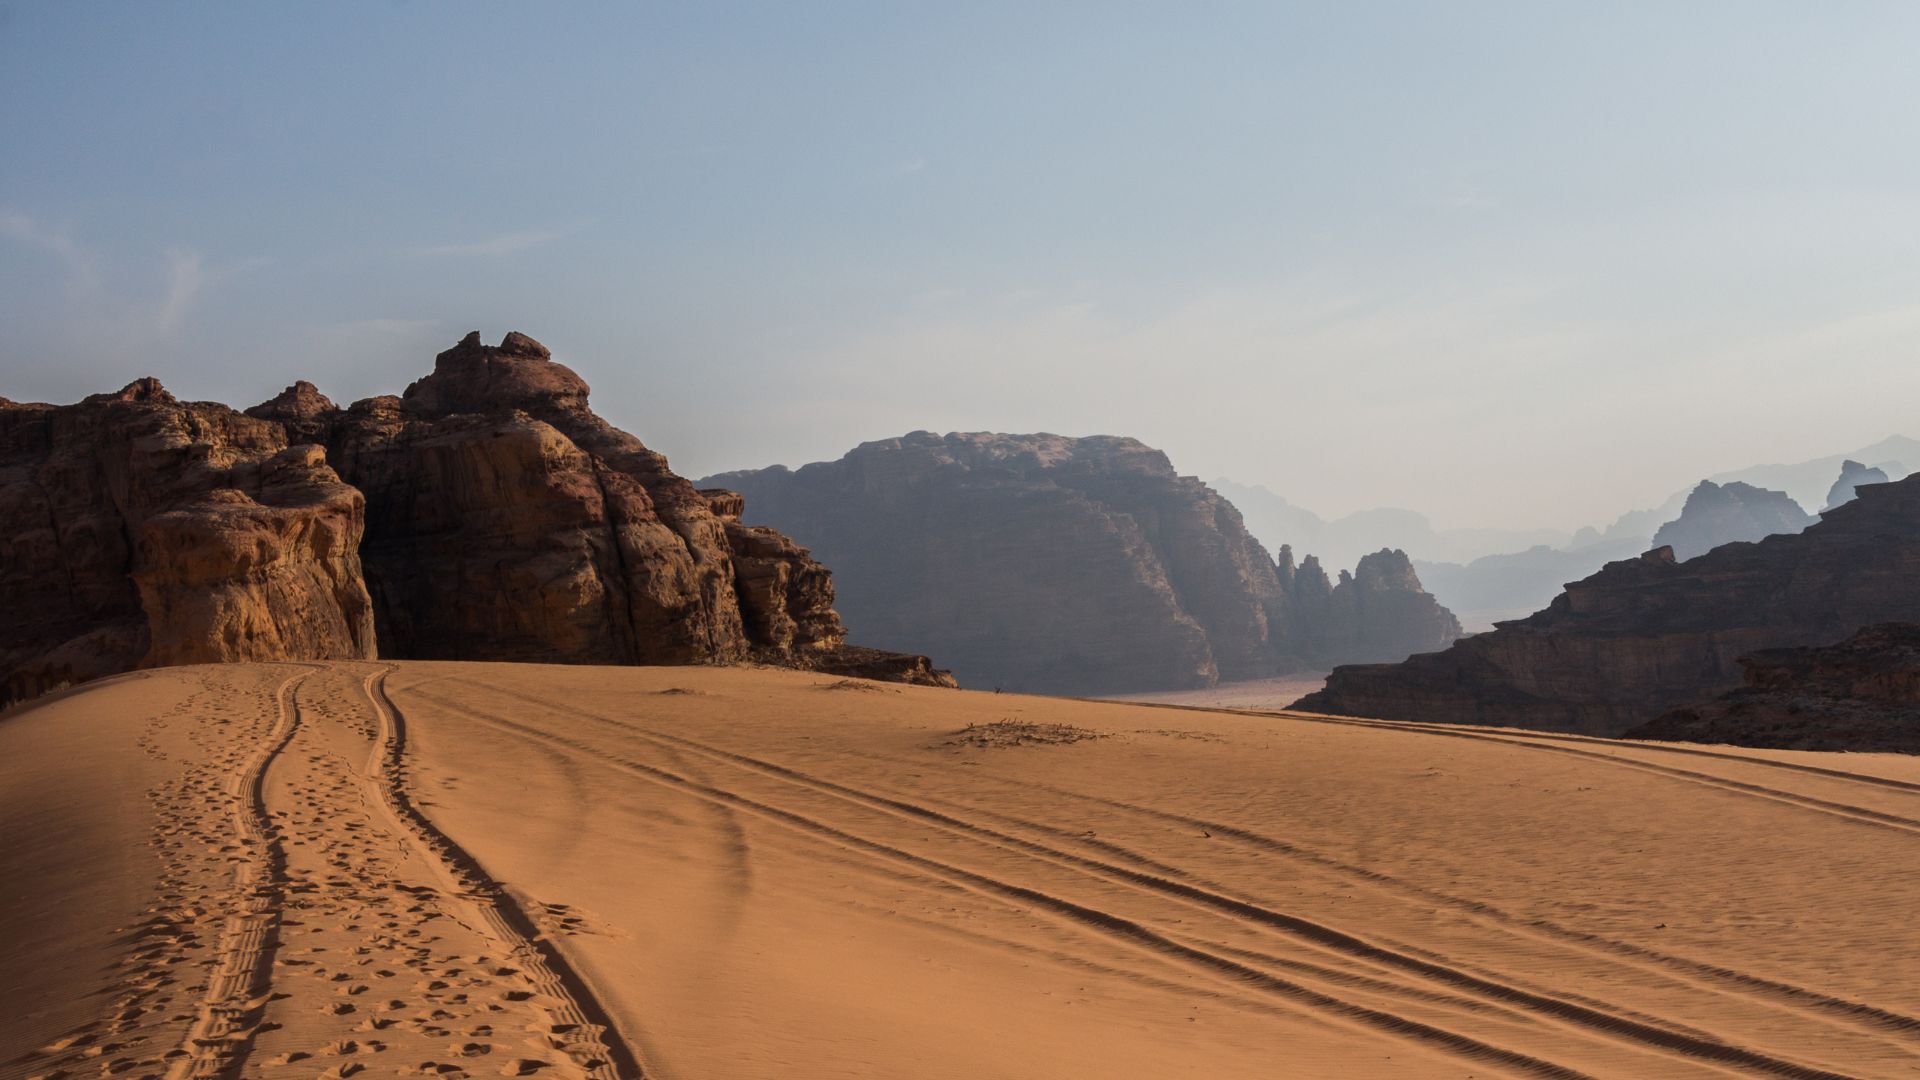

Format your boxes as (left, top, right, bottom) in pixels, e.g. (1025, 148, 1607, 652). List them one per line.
(1649, 480, 1814, 561)
(1, 380, 375, 705)
(1321, 550, 1464, 664)
(704, 433, 1460, 694)
(1823, 459, 1889, 512)
(1, 332, 952, 704)
(1294, 473, 1920, 736)
(1626, 623, 1920, 752)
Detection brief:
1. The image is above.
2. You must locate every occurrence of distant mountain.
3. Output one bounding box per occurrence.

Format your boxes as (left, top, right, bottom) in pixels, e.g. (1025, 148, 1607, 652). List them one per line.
(1296, 473, 1920, 737)
(1708, 435, 1917, 511)
(1650, 481, 1815, 562)
(707, 434, 1461, 695)
(1824, 460, 1890, 512)
(1211, 480, 1567, 572)
(1415, 536, 1649, 632)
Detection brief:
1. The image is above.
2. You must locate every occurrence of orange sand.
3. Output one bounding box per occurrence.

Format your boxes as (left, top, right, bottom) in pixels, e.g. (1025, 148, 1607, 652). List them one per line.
(4, 661, 1919, 1079)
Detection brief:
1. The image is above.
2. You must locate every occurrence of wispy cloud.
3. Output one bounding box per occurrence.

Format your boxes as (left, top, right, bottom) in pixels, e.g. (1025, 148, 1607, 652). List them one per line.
(404, 227, 571, 259)
(885, 156, 929, 179)
(0, 212, 98, 288)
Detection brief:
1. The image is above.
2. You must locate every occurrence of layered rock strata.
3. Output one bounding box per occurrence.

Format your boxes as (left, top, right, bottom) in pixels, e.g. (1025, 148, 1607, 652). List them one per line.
(1295, 473, 1920, 736)
(706, 433, 1459, 694)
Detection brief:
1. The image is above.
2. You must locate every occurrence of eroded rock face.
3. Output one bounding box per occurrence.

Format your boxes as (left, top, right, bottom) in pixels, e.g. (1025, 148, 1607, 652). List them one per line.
(1295, 474, 1920, 736)
(2, 332, 943, 702)
(313, 332, 857, 669)
(705, 433, 1460, 694)
(1650, 480, 1814, 561)
(0, 381, 375, 706)
(1626, 623, 1920, 752)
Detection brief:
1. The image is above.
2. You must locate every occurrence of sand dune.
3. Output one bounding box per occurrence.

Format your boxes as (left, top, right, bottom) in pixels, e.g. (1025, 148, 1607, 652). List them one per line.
(5, 663, 1919, 1079)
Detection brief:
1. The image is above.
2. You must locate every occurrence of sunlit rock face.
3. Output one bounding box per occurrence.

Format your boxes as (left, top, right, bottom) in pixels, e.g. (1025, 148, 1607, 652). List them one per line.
(0, 332, 952, 703)
(0, 379, 375, 706)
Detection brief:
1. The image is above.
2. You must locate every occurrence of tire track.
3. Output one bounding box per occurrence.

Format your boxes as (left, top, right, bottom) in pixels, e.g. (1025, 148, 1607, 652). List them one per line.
(842, 738, 1920, 1044)
(1285, 711, 1920, 795)
(357, 668, 646, 1080)
(434, 682, 1864, 1080)
(164, 667, 310, 1080)
(409, 689, 1715, 1080)
(1268, 711, 1920, 836)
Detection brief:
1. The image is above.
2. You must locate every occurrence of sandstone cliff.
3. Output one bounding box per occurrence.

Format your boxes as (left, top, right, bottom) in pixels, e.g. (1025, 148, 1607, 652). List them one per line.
(1626, 623, 1920, 753)
(1294, 473, 1920, 736)
(1, 333, 951, 702)
(705, 433, 1459, 694)
(1, 380, 375, 705)
(1650, 480, 1814, 561)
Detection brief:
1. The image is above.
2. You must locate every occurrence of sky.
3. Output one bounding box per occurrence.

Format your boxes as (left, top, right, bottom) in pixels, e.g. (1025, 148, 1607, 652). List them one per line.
(3, 2, 1918, 533)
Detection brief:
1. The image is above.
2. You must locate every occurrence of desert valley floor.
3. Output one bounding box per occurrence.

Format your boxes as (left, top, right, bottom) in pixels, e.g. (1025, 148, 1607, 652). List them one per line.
(4, 664, 1919, 1079)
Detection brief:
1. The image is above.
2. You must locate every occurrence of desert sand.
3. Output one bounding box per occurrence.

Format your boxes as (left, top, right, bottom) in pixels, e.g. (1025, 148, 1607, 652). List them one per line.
(1101, 672, 1332, 710)
(4, 662, 1919, 1079)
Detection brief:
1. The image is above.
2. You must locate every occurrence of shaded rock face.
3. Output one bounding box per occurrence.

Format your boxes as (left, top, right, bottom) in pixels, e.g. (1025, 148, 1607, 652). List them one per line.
(1627, 624, 1920, 753)
(0, 382, 375, 706)
(1295, 474, 1920, 736)
(1824, 460, 1889, 512)
(1321, 549, 1464, 664)
(705, 433, 1460, 694)
(2, 332, 943, 703)
(1650, 480, 1814, 562)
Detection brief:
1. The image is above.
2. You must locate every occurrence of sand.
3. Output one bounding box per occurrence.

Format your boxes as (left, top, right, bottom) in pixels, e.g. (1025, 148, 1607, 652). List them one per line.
(5, 662, 1920, 1079)
(1100, 672, 1331, 710)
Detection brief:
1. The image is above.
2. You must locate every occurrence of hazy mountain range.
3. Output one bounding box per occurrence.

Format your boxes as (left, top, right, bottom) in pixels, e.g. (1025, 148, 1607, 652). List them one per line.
(1224, 436, 1917, 631)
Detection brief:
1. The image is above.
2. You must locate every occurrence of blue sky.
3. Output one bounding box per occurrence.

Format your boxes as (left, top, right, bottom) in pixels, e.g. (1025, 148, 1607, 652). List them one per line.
(4, 2, 1919, 530)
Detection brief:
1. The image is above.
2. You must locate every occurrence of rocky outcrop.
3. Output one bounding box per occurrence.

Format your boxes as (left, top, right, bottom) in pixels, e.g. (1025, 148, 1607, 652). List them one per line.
(310, 332, 892, 673)
(705, 433, 1460, 694)
(1626, 624, 1920, 752)
(1321, 550, 1463, 664)
(1823, 460, 1889, 512)
(2, 332, 943, 703)
(1650, 480, 1814, 561)
(1295, 473, 1920, 736)
(0, 380, 375, 706)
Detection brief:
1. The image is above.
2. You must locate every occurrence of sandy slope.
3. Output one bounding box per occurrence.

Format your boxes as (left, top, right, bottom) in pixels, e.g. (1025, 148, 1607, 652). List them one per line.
(4, 663, 1920, 1079)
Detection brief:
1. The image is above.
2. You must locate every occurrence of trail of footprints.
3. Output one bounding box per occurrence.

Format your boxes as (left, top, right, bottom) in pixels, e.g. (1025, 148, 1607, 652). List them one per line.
(13, 665, 634, 1080)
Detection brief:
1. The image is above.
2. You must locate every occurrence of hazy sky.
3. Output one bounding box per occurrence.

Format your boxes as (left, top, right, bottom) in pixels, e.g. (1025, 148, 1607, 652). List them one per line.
(4, 2, 1918, 532)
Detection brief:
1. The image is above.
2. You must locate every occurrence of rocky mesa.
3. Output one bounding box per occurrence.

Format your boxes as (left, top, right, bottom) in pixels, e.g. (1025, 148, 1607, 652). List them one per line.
(1295, 472, 1920, 736)
(705, 432, 1459, 694)
(0, 332, 950, 705)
